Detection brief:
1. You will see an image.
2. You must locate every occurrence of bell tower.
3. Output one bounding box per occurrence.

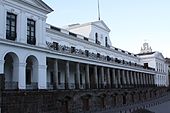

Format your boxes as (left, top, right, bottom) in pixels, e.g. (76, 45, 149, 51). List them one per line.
(140, 42, 152, 53)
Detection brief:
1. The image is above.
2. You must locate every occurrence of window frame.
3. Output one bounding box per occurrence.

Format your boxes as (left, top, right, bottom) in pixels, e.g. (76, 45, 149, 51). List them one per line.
(6, 12, 17, 41)
(27, 18, 36, 45)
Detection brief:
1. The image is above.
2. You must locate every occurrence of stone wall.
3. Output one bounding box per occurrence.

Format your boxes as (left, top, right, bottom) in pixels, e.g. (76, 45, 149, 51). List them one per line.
(0, 74, 167, 113)
(0, 87, 167, 113)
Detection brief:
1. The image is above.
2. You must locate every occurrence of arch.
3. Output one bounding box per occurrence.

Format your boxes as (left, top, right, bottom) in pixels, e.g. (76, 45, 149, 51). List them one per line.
(25, 55, 38, 89)
(81, 94, 92, 112)
(4, 52, 19, 89)
(122, 92, 128, 105)
(111, 94, 117, 107)
(61, 96, 72, 113)
(130, 92, 136, 103)
(98, 93, 106, 109)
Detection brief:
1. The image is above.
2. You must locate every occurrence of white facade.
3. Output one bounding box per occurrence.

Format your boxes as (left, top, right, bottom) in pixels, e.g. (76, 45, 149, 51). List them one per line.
(0, 0, 168, 90)
(138, 43, 169, 86)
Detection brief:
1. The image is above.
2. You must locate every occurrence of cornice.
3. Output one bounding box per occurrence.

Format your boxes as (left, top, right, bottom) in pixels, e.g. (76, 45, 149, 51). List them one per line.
(4, 0, 52, 14)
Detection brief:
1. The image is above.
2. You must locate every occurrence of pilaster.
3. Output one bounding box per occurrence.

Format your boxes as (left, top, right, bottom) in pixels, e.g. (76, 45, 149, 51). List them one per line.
(0, 60, 4, 74)
(18, 63, 26, 89)
(19, 11, 27, 43)
(0, 3, 5, 39)
(38, 64, 47, 89)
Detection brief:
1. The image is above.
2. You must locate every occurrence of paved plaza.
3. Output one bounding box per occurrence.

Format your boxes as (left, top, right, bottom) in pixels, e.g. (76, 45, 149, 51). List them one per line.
(148, 99, 170, 113)
(96, 92, 170, 113)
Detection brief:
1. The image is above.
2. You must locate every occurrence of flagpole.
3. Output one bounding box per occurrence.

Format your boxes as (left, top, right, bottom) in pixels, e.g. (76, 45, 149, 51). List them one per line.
(98, 0, 101, 20)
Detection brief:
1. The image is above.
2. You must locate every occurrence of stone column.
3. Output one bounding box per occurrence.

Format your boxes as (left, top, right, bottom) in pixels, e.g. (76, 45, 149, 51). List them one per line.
(149, 74, 151, 85)
(107, 68, 111, 88)
(65, 61, 70, 89)
(18, 63, 26, 89)
(147, 74, 150, 85)
(85, 64, 90, 89)
(148, 74, 151, 86)
(75, 62, 80, 89)
(117, 69, 121, 88)
(112, 68, 116, 88)
(126, 70, 130, 86)
(133, 72, 137, 86)
(140, 73, 143, 86)
(137, 72, 140, 86)
(151, 74, 155, 85)
(54, 60, 58, 89)
(122, 70, 126, 86)
(145, 74, 148, 86)
(130, 71, 134, 86)
(142, 73, 146, 86)
(94, 66, 98, 88)
(145, 73, 148, 86)
(101, 67, 105, 88)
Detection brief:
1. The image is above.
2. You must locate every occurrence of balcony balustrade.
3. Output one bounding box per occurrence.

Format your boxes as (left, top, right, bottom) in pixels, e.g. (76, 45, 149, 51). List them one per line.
(5, 81, 18, 90)
(46, 41, 155, 71)
(45, 82, 156, 90)
(47, 82, 54, 89)
(4, 81, 156, 90)
(26, 82, 38, 90)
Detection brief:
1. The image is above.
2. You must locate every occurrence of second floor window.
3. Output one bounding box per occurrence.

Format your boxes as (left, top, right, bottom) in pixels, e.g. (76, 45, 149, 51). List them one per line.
(95, 33, 101, 45)
(27, 19, 36, 45)
(105, 37, 108, 47)
(6, 12, 17, 41)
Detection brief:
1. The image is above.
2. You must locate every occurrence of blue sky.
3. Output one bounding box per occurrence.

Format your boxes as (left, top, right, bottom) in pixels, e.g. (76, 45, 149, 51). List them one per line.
(43, 0, 170, 57)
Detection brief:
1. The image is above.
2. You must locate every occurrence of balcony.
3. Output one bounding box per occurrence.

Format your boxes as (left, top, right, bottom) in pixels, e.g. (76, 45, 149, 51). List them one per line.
(46, 41, 155, 72)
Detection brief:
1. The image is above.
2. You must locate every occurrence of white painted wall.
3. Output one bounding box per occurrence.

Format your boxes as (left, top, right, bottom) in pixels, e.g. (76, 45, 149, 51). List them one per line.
(0, 0, 169, 89)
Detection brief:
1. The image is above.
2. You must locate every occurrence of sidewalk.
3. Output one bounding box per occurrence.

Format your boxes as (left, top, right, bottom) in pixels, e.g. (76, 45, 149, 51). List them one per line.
(96, 92, 170, 113)
(148, 99, 170, 113)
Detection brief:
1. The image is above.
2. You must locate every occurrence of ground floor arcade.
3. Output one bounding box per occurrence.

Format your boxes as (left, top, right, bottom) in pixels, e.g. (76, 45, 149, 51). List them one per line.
(1, 52, 156, 90)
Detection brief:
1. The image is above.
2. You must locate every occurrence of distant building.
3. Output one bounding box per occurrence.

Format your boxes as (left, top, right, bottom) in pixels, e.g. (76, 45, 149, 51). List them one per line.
(165, 58, 170, 86)
(0, 0, 168, 113)
(138, 42, 169, 86)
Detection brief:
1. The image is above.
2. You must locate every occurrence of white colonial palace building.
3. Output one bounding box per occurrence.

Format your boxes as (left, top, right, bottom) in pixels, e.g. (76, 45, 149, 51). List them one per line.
(0, 0, 168, 90)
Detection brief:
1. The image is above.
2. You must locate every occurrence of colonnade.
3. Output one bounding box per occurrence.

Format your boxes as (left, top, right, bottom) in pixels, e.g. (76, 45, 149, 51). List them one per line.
(53, 59, 155, 89)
